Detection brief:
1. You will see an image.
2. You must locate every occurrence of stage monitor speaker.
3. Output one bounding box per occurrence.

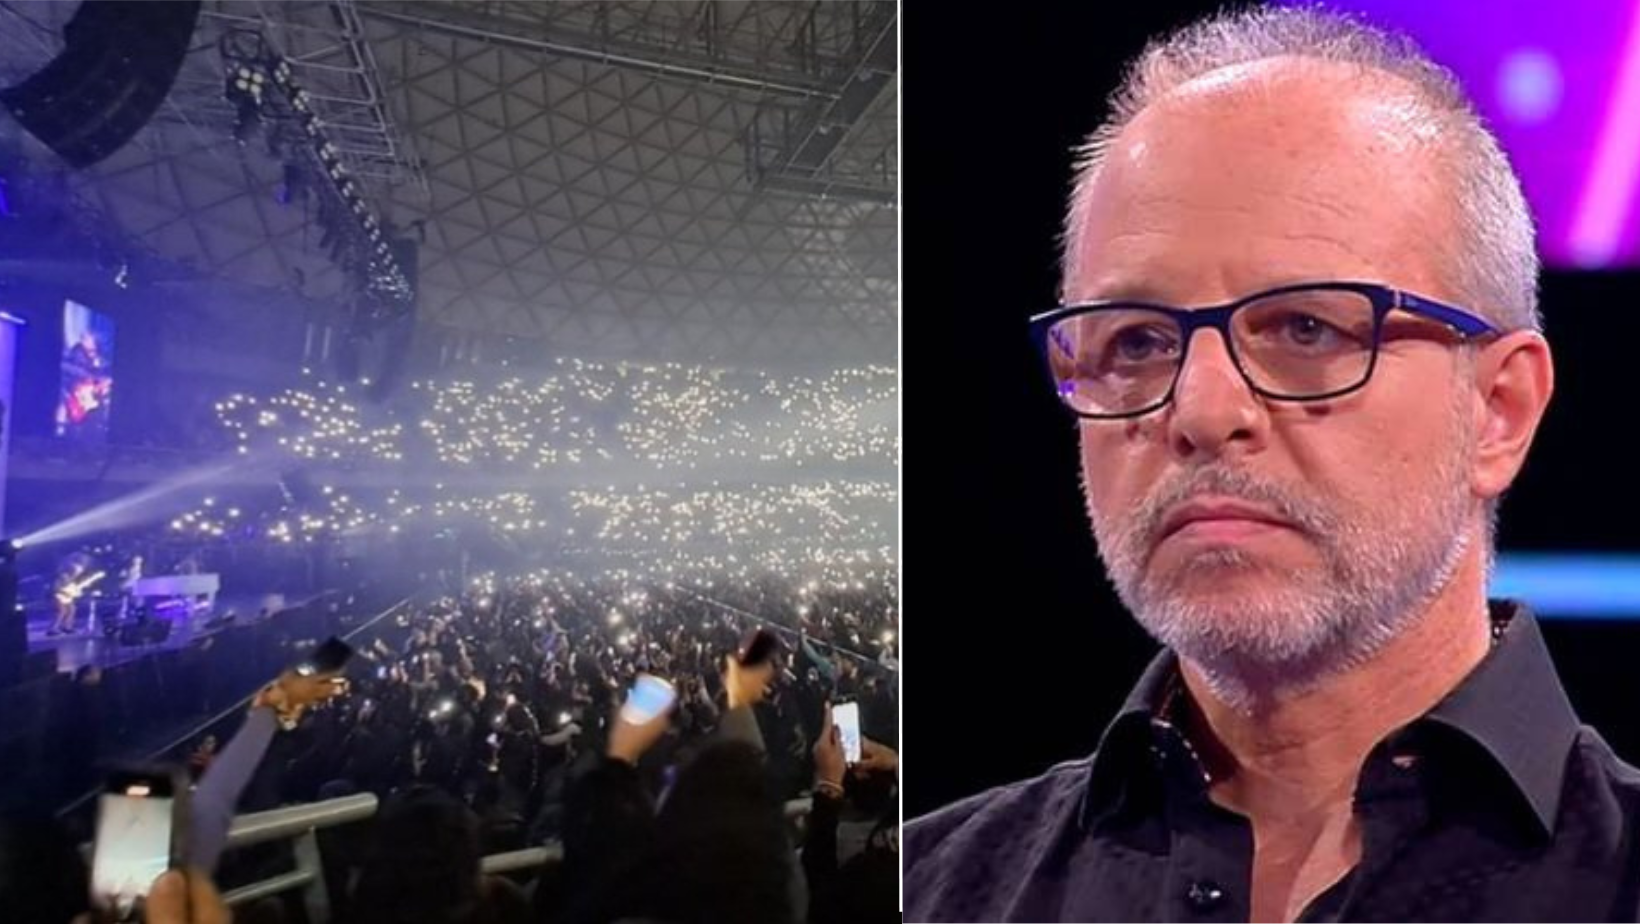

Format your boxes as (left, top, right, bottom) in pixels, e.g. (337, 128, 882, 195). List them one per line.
(119, 615, 172, 647)
(0, 1, 202, 169)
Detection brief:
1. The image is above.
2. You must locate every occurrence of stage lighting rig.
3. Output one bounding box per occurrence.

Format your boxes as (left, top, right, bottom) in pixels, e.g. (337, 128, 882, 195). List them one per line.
(221, 31, 269, 147)
(219, 31, 413, 311)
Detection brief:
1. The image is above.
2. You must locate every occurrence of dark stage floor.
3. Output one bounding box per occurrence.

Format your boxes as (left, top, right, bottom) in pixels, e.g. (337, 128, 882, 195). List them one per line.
(25, 591, 319, 673)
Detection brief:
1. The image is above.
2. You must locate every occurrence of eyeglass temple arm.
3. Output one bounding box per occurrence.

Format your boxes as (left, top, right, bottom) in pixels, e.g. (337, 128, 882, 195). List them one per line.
(1393, 291, 1498, 336)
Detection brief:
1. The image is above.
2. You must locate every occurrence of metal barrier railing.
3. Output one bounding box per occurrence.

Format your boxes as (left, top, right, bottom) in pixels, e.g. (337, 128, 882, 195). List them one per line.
(677, 586, 897, 673)
(219, 793, 378, 921)
(476, 798, 812, 877)
(56, 597, 414, 823)
(480, 845, 560, 875)
(215, 789, 817, 917)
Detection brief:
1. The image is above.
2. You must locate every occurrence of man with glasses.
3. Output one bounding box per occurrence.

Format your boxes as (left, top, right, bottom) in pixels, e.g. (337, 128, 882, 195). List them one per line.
(905, 7, 1640, 923)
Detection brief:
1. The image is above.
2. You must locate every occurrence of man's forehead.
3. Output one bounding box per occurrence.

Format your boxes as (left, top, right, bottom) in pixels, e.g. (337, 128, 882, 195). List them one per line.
(1117, 64, 1426, 180)
(1134, 56, 1438, 143)
(1066, 62, 1453, 303)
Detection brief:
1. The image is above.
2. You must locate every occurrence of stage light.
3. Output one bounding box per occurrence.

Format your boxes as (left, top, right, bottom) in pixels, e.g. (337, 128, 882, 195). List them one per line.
(16, 457, 246, 548)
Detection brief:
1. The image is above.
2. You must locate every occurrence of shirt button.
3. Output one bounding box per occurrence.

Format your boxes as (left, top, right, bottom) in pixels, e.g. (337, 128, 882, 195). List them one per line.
(1186, 880, 1226, 913)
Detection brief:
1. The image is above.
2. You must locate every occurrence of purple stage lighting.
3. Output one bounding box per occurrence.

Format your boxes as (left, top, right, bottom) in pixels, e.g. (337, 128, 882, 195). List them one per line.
(1281, 0, 1640, 269)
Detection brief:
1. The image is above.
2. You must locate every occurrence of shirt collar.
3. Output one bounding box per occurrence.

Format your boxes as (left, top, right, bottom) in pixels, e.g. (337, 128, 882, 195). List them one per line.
(1419, 600, 1580, 836)
(1080, 645, 1179, 830)
(1080, 600, 1580, 836)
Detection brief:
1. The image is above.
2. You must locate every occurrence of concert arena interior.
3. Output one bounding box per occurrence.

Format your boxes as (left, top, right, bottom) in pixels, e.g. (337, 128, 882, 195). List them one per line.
(0, 3, 898, 922)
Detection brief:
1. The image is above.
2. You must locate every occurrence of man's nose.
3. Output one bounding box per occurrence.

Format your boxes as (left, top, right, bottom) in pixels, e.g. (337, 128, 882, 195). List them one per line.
(1164, 329, 1266, 459)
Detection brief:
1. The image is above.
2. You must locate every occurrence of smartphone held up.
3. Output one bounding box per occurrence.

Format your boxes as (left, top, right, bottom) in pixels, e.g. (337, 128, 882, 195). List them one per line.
(832, 701, 863, 765)
(735, 627, 781, 667)
(620, 674, 677, 725)
(90, 766, 188, 920)
(296, 635, 354, 676)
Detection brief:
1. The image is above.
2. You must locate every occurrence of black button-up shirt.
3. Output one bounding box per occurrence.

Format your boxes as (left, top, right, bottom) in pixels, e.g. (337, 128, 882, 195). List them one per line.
(904, 602, 1640, 921)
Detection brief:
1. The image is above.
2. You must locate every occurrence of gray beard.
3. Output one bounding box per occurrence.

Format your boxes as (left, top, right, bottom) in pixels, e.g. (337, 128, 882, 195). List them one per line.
(1088, 462, 1474, 713)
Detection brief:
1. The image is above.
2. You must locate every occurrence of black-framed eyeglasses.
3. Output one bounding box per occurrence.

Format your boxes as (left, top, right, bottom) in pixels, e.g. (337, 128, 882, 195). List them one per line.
(1028, 281, 1501, 420)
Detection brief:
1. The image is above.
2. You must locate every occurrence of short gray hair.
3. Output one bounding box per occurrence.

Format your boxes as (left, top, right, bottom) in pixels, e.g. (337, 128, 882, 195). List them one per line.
(1062, 5, 1541, 333)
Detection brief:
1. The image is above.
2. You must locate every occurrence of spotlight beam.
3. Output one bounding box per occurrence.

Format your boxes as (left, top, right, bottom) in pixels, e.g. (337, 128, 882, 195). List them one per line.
(16, 455, 261, 548)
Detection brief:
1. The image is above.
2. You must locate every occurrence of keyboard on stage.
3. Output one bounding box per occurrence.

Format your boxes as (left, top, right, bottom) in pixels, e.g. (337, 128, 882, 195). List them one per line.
(130, 574, 221, 598)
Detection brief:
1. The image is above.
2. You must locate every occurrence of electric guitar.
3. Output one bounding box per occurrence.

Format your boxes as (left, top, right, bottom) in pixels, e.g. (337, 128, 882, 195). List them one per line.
(65, 378, 110, 425)
(54, 571, 105, 606)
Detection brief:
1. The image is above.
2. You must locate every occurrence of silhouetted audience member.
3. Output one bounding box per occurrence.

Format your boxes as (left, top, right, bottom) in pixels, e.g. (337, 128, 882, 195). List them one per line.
(804, 707, 899, 924)
(346, 785, 529, 924)
(561, 657, 798, 924)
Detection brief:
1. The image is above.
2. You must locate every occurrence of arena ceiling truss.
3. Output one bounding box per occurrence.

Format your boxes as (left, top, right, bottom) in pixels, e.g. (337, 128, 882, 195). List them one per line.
(0, 1, 898, 367)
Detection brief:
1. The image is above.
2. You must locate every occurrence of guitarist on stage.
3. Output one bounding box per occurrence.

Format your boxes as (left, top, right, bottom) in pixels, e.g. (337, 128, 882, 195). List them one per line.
(50, 560, 100, 636)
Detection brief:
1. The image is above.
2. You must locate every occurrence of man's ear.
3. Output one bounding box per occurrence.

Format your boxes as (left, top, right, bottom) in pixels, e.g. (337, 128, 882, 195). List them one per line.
(1471, 332, 1553, 502)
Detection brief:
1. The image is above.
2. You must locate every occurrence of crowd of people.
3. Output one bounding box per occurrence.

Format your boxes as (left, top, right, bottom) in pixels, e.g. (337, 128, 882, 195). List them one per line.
(211, 360, 897, 473)
(143, 360, 898, 601)
(1, 354, 899, 922)
(248, 569, 897, 834)
(163, 478, 896, 588)
(3, 566, 899, 923)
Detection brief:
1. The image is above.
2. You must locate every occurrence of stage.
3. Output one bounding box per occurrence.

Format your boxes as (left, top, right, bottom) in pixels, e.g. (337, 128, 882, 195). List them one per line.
(24, 590, 321, 674)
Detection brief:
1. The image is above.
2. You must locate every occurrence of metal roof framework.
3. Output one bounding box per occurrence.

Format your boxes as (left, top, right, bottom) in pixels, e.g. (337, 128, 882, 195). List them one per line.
(0, 0, 898, 367)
